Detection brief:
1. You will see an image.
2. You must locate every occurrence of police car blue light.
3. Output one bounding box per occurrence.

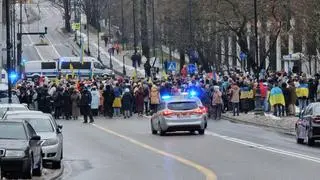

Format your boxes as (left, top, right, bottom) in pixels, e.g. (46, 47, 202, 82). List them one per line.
(161, 95, 171, 100)
(189, 90, 197, 97)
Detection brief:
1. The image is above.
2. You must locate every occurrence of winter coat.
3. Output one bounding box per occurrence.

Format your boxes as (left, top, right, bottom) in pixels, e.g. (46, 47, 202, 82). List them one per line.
(135, 89, 144, 112)
(288, 85, 297, 105)
(103, 86, 115, 106)
(212, 90, 223, 105)
(53, 91, 63, 107)
(62, 91, 72, 114)
(150, 86, 160, 105)
(122, 92, 132, 111)
(230, 85, 240, 103)
(80, 89, 92, 106)
(70, 92, 81, 117)
(91, 90, 100, 109)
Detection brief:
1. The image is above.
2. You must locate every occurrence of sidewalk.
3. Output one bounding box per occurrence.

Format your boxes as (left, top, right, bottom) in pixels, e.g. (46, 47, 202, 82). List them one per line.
(72, 26, 147, 78)
(222, 112, 297, 135)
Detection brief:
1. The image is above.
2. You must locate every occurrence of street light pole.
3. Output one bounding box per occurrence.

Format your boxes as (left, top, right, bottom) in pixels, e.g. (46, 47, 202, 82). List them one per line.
(121, 0, 125, 50)
(254, 0, 259, 68)
(97, 24, 101, 61)
(86, 15, 90, 56)
(152, 0, 156, 58)
(254, 0, 262, 112)
(188, 0, 192, 47)
(74, 0, 77, 41)
(132, 0, 137, 53)
(5, 0, 12, 103)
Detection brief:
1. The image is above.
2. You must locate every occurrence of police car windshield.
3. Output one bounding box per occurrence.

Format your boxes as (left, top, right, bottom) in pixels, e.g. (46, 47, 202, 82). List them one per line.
(167, 101, 198, 111)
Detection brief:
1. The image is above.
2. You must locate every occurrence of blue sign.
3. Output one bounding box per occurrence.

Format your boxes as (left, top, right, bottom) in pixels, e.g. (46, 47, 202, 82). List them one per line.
(188, 64, 197, 74)
(167, 62, 177, 71)
(240, 52, 247, 61)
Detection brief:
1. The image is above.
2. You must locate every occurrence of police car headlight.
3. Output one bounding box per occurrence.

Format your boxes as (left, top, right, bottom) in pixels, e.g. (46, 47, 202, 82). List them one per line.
(42, 138, 59, 146)
(5, 150, 26, 157)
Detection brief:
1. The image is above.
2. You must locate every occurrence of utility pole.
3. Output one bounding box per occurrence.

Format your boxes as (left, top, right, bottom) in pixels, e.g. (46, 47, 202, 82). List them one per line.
(74, 0, 77, 41)
(86, 13, 90, 56)
(152, 0, 156, 58)
(254, 0, 259, 68)
(17, 0, 23, 75)
(121, 0, 124, 50)
(108, 0, 112, 69)
(188, 0, 192, 48)
(132, 0, 137, 53)
(5, 0, 12, 103)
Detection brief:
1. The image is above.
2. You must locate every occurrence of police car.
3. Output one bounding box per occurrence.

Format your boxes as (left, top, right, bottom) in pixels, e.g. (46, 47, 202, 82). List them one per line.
(150, 91, 208, 136)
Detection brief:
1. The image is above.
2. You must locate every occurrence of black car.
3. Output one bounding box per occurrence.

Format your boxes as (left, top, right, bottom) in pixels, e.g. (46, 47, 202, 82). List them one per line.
(296, 102, 320, 146)
(0, 121, 42, 179)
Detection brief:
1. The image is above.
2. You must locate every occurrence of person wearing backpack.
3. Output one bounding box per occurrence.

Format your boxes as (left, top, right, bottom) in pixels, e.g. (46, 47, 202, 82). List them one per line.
(212, 86, 223, 120)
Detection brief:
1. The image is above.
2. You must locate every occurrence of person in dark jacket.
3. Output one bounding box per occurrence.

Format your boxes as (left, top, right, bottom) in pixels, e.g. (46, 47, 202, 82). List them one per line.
(135, 86, 144, 116)
(53, 87, 63, 119)
(103, 84, 115, 118)
(62, 88, 72, 120)
(38, 85, 51, 113)
(122, 88, 132, 119)
(80, 85, 94, 123)
(281, 82, 290, 116)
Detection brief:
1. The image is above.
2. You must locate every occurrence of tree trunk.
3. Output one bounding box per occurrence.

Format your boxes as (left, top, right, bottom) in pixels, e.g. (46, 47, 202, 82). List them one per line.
(63, 0, 71, 32)
(179, 49, 185, 71)
(140, 0, 150, 59)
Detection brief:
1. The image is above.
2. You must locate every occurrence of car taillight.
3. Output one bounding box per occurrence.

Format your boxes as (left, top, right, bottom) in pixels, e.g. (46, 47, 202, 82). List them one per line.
(162, 110, 174, 116)
(199, 106, 208, 113)
(312, 117, 320, 123)
(192, 107, 207, 115)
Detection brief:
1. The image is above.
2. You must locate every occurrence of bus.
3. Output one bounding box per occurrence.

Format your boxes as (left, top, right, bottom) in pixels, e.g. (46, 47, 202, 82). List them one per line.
(24, 57, 114, 79)
(58, 57, 114, 78)
(25, 61, 58, 79)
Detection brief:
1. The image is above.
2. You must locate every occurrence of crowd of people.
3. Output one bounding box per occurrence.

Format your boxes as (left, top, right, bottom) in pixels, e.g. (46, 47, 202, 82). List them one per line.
(14, 69, 320, 122)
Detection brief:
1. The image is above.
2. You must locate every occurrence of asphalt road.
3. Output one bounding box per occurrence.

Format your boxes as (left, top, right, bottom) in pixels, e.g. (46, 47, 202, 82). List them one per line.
(52, 115, 320, 180)
(20, 1, 320, 179)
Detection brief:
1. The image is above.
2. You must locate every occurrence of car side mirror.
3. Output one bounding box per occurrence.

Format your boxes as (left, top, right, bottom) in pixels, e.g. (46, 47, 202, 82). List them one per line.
(58, 125, 63, 129)
(31, 135, 41, 141)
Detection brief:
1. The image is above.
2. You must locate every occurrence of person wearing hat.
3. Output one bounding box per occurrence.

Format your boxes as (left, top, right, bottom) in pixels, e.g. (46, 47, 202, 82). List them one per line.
(122, 88, 132, 119)
(91, 86, 100, 116)
(80, 85, 94, 123)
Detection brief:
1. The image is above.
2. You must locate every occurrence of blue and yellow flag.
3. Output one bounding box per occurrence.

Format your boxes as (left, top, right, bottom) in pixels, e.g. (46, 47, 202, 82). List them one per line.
(269, 87, 285, 106)
(69, 64, 74, 78)
(296, 83, 309, 98)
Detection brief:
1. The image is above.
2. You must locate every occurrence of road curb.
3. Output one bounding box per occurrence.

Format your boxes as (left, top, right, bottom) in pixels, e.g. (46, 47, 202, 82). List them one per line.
(47, 163, 64, 180)
(222, 115, 296, 136)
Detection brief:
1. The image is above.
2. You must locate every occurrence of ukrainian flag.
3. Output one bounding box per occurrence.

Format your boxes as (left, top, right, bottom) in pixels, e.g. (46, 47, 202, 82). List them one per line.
(296, 83, 309, 98)
(269, 87, 285, 106)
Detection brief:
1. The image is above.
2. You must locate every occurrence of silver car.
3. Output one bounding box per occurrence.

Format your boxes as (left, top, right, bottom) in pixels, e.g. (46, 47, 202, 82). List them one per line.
(0, 104, 29, 118)
(3, 111, 63, 169)
(296, 102, 320, 146)
(151, 95, 208, 136)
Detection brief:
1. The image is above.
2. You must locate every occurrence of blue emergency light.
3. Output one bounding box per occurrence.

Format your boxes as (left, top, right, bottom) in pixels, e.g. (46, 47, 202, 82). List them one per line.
(161, 95, 171, 100)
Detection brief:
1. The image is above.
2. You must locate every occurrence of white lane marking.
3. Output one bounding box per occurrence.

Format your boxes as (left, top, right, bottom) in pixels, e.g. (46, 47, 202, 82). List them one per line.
(206, 130, 320, 164)
(24, 26, 45, 61)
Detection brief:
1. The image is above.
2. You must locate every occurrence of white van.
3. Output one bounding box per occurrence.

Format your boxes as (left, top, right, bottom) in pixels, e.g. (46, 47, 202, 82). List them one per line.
(25, 61, 58, 79)
(58, 57, 114, 77)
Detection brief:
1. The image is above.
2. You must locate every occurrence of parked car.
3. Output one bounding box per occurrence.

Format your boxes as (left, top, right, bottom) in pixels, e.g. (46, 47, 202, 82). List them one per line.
(0, 120, 42, 179)
(296, 102, 320, 146)
(0, 103, 29, 118)
(3, 111, 63, 169)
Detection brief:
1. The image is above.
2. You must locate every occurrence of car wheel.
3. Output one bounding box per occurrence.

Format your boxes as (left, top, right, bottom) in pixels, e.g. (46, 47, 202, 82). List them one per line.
(307, 135, 315, 146)
(52, 160, 62, 169)
(33, 156, 42, 176)
(158, 122, 166, 136)
(151, 122, 157, 135)
(198, 129, 205, 135)
(22, 157, 33, 179)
